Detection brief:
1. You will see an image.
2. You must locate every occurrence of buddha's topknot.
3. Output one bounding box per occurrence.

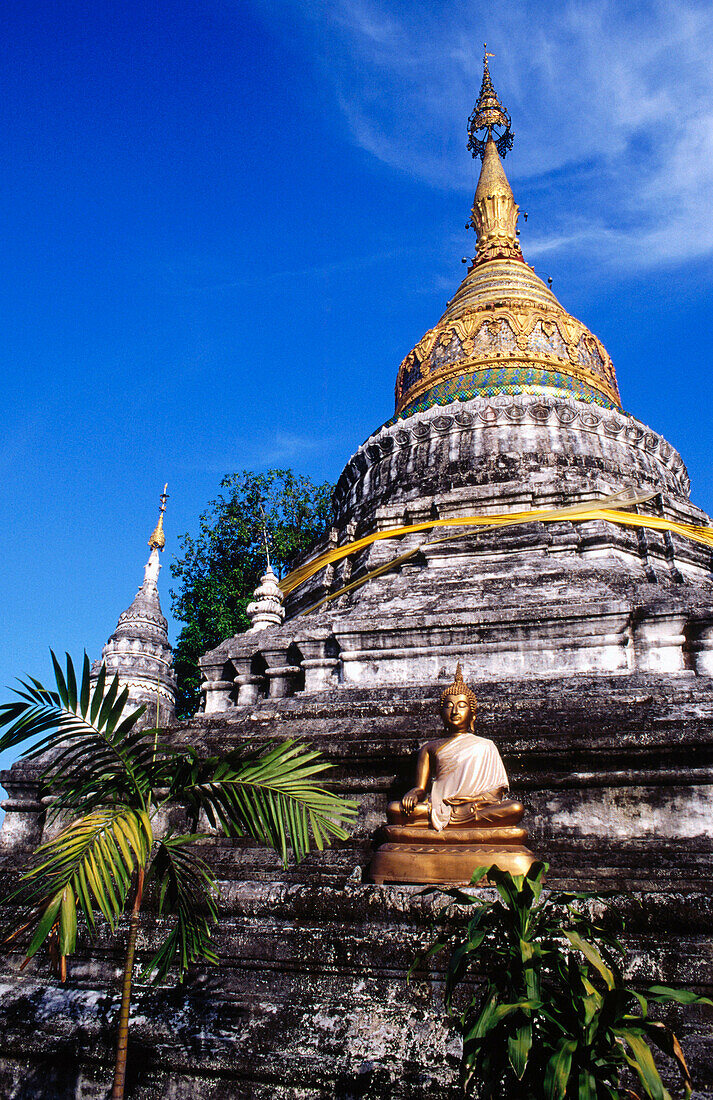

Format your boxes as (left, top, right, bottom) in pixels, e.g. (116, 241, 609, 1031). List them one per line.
(440, 662, 478, 712)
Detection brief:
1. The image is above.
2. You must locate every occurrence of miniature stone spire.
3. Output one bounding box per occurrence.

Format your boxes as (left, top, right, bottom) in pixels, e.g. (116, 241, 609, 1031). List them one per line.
(246, 524, 285, 631)
(467, 47, 523, 266)
(91, 485, 177, 726)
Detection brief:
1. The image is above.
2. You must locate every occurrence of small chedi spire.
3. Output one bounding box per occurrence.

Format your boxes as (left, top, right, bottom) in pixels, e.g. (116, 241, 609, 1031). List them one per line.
(467, 46, 522, 266)
(247, 567, 285, 632)
(247, 523, 285, 632)
(91, 484, 177, 726)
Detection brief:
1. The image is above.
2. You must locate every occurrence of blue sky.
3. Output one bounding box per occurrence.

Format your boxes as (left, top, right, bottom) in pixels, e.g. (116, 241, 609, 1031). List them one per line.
(1, 0, 712, 772)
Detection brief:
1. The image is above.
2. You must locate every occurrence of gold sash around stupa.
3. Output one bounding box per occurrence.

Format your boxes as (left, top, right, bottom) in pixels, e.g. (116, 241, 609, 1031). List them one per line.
(279, 490, 713, 613)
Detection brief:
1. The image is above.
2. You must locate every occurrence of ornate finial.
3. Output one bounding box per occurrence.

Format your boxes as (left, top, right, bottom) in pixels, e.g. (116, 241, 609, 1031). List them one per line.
(440, 662, 478, 712)
(259, 504, 272, 573)
(467, 46, 513, 160)
(148, 484, 168, 551)
(465, 50, 522, 266)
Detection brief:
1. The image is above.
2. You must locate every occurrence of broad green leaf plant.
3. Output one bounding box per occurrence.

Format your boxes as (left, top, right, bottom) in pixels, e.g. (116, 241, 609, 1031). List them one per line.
(415, 862, 711, 1099)
(0, 652, 357, 1100)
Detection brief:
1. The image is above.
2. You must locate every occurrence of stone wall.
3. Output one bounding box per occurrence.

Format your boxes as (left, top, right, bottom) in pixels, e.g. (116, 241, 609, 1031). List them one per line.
(1, 674, 712, 1097)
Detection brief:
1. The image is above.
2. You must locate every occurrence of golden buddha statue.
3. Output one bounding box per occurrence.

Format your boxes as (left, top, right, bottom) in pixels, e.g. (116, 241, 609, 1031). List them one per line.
(370, 665, 535, 885)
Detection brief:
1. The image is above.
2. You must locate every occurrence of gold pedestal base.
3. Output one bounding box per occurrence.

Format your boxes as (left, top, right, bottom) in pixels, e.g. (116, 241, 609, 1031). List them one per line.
(369, 824, 536, 886)
(382, 824, 528, 846)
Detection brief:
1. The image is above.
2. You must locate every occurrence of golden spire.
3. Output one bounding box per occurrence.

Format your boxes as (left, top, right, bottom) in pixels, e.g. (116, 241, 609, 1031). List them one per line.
(467, 49, 522, 266)
(392, 50, 622, 419)
(148, 484, 168, 551)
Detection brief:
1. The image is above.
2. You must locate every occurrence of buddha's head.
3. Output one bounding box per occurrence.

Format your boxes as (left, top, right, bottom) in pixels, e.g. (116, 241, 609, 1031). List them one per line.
(440, 663, 477, 733)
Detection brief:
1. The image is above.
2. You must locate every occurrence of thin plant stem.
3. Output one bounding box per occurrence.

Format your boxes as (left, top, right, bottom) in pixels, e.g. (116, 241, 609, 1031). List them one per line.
(111, 866, 145, 1100)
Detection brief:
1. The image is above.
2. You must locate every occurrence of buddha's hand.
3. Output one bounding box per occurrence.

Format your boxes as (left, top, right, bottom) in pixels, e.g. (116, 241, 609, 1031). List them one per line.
(401, 788, 425, 813)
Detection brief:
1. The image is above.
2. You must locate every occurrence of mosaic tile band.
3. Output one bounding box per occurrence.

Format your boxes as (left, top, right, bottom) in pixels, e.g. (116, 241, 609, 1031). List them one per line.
(386, 365, 618, 427)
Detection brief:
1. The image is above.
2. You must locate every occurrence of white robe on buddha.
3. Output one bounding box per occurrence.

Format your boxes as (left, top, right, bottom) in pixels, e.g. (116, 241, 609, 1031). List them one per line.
(429, 733, 509, 831)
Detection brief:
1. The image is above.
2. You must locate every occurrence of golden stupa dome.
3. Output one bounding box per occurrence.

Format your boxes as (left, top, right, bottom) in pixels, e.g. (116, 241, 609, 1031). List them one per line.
(394, 51, 620, 419)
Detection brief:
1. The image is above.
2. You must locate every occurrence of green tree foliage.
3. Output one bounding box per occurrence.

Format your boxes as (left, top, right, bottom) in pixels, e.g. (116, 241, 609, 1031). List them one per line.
(0, 652, 356, 1099)
(416, 862, 711, 1099)
(170, 469, 334, 717)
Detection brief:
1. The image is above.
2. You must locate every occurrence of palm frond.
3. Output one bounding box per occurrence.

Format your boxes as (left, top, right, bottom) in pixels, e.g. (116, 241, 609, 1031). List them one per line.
(0, 652, 162, 812)
(142, 834, 219, 983)
(176, 739, 358, 865)
(3, 805, 153, 967)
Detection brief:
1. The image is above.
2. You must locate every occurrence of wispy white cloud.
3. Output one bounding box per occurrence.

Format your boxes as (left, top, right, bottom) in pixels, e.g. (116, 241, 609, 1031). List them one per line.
(274, 0, 713, 270)
(178, 431, 333, 474)
(256, 431, 328, 465)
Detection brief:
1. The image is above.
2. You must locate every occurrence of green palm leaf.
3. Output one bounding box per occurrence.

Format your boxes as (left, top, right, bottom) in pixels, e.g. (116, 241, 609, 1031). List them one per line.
(0, 648, 361, 1100)
(0, 652, 160, 812)
(3, 806, 152, 963)
(176, 740, 358, 865)
(142, 834, 219, 984)
(463, 991, 539, 1045)
(646, 985, 713, 1007)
